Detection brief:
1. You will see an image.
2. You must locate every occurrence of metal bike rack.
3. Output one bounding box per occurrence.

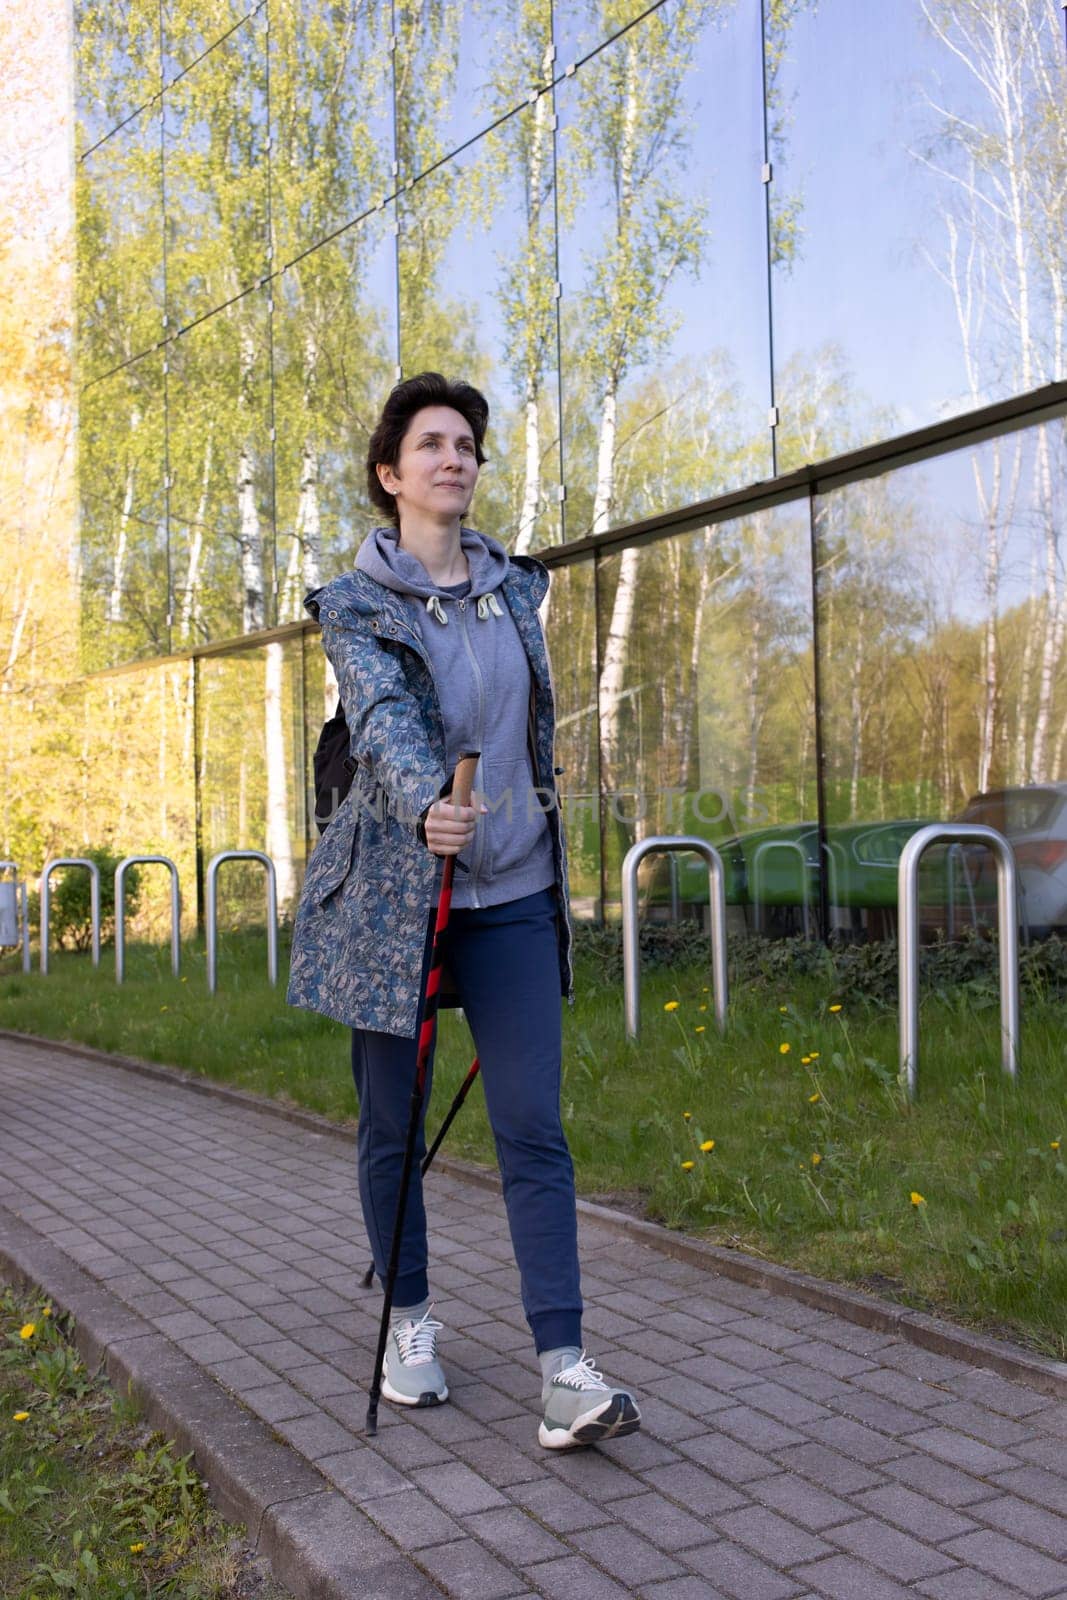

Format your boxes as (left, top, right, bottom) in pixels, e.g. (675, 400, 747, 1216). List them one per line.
(622, 836, 727, 1039)
(0, 862, 30, 973)
(40, 858, 101, 974)
(751, 839, 813, 938)
(205, 850, 278, 995)
(115, 856, 181, 983)
(898, 823, 1019, 1098)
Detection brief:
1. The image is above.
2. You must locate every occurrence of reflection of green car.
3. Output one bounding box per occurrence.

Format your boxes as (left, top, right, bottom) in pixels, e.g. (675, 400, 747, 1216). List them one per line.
(642, 819, 937, 919)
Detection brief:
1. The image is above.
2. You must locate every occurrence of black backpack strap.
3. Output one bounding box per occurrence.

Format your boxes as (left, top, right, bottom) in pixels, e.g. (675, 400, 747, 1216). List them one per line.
(312, 699, 356, 834)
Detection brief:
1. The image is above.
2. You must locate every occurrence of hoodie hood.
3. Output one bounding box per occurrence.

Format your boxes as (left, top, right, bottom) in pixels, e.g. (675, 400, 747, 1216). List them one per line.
(355, 525, 510, 606)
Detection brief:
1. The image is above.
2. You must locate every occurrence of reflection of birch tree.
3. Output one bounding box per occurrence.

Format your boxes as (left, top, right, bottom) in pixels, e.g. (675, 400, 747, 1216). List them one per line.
(271, 0, 393, 617)
(918, 0, 1066, 786)
(569, 0, 710, 787)
(483, 0, 558, 553)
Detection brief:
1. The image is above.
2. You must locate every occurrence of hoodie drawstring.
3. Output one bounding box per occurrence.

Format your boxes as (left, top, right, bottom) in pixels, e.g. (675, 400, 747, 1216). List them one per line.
(425, 592, 504, 625)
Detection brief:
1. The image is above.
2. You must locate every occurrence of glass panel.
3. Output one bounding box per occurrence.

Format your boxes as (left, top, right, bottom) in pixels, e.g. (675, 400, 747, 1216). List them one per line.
(815, 415, 1067, 940)
(162, 6, 268, 330)
(166, 291, 274, 644)
(770, 0, 1066, 471)
(77, 104, 164, 383)
(397, 0, 553, 173)
(79, 353, 170, 670)
(75, 0, 159, 155)
(273, 215, 399, 612)
(269, 0, 393, 265)
(197, 639, 308, 924)
(544, 560, 600, 919)
(82, 661, 198, 937)
(556, 0, 770, 541)
(398, 110, 563, 551)
(597, 502, 818, 936)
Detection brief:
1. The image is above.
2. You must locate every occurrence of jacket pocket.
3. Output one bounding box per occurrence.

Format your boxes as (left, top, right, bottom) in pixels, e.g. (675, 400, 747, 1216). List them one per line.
(480, 757, 552, 883)
(304, 802, 359, 906)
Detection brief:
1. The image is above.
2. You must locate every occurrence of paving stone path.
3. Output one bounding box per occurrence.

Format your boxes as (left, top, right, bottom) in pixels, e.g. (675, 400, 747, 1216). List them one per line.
(1, 1035, 1065, 1600)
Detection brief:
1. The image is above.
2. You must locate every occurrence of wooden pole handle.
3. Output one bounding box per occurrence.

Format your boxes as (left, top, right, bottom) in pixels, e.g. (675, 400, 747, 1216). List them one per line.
(451, 752, 480, 809)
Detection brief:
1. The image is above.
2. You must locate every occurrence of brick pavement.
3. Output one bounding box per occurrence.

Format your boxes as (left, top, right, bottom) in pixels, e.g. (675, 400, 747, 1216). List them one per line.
(1, 1035, 1065, 1600)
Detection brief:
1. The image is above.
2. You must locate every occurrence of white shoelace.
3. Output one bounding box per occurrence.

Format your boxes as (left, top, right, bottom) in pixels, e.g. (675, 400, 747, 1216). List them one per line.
(552, 1352, 610, 1392)
(393, 1307, 443, 1367)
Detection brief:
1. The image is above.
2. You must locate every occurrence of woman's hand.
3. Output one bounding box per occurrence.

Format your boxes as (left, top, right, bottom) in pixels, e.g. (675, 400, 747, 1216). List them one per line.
(422, 797, 486, 856)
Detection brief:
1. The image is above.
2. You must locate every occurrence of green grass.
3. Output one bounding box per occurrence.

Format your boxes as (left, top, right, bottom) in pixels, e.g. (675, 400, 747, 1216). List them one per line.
(1, 933, 1065, 1360)
(0, 1282, 290, 1599)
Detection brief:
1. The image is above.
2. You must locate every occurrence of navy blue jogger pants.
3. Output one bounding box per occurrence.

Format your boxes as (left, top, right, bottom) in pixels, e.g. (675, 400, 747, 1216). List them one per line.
(350, 887, 582, 1354)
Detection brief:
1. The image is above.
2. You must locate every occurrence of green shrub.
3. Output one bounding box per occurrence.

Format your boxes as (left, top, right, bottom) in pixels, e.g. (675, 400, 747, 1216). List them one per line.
(571, 922, 1067, 1008)
(48, 847, 140, 951)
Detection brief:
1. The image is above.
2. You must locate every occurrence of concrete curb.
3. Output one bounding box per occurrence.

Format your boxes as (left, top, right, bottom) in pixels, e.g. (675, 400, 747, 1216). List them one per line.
(0, 1211, 442, 1599)
(4, 1025, 1066, 1402)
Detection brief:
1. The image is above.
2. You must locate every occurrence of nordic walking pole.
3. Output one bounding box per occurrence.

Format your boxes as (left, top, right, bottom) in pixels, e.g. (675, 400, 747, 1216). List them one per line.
(361, 1052, 482, 1290)
(365, 752, 480, 1437)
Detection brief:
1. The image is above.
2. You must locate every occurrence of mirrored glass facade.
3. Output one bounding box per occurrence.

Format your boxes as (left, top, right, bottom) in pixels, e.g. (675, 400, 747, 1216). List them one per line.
(65, 0, 1066, 939)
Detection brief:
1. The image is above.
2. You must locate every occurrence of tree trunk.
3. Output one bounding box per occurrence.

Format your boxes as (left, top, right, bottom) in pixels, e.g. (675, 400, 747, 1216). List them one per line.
(514, 385, 541, 555)
(237, 332, 264, 633)
(1029, 424, 1061, 781)
(178, 436, 212, 644)
(106, 457, 134, 623)
(264, 640, 295, 912)
(598, 543, 640, 784)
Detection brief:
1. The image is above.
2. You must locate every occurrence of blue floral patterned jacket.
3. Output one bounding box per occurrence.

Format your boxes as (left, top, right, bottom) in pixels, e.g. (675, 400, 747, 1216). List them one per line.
(286, 554, 573, 1036)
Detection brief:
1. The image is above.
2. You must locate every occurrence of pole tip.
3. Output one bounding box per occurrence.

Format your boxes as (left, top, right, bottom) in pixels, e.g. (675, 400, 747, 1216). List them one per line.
(365, 1401, 379, 1437)
(361, 1264, 376, 1289)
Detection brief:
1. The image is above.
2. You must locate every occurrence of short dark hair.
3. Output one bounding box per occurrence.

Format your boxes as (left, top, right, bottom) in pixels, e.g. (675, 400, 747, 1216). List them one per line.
(366, 372, 490, 524)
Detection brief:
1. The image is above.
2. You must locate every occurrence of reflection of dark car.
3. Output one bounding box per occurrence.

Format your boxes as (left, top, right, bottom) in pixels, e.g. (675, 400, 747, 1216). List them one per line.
(954, 786, 1067, 936)
(641, 819, 934, 931)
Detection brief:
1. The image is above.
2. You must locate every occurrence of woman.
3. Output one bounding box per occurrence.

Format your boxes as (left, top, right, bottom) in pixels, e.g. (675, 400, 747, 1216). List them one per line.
(288, 372, 640, 1450)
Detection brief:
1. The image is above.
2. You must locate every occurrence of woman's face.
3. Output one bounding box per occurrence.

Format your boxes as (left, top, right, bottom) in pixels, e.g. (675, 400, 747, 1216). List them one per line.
(377, 405, 480, 528)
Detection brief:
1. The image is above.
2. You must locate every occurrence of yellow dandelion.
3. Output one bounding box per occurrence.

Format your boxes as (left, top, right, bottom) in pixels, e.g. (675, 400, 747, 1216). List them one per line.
(808, 1091, 821, 1103)
(42, 1307, 52, 1318)
(829, 1003, 842, 1013)
(19, 1323, 36, 1340)
(801, 1056, 811, 1065)
(13, 1411, 30, 1422)
(700, 1139, 715, 1152)
(129, 1542, 145, 1554)
(683, 1111, 692, 1121)
(664, 1000, 680, 1012)
(910, 1191, 926, 1206)
(779, 1005, 788, 1013)
(811, 1152, 822, 1166)
(809, 1052, 820, 1060)
(681, 1160, 695, 1171)
(1051, 1141, 1061, 1152)
(702, 986, 710, 993)
(695, 1026, 706, 1034)
(779, 1042, 791, 1055)
(699, 1004, 707, 1012)
(160, 1005, 168, 1013)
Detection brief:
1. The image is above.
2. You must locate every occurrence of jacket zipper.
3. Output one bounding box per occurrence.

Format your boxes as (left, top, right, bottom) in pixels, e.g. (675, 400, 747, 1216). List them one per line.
(455, 598, 486, 908)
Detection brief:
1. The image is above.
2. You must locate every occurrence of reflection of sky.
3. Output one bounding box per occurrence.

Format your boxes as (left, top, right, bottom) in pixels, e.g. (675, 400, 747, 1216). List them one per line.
(439, 0, 1018, 426)
(772, 0, 975, 431)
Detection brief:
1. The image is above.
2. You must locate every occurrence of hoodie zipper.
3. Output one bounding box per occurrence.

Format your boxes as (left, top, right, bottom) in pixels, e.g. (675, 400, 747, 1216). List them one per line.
(455, 598, 486, 907)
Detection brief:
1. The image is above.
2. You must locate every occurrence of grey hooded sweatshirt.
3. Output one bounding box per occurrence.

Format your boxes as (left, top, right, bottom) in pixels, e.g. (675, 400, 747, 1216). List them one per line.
(355, 525, 556, 911)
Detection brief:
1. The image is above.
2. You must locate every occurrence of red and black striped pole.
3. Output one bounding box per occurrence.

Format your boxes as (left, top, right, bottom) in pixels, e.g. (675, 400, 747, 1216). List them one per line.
(365, 752, 480, 1436)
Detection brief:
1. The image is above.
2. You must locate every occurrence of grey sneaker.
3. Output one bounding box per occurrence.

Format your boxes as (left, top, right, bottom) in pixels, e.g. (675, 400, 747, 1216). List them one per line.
(381, 1306, 448, 1407)
(538, 1353, 640, 1449)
